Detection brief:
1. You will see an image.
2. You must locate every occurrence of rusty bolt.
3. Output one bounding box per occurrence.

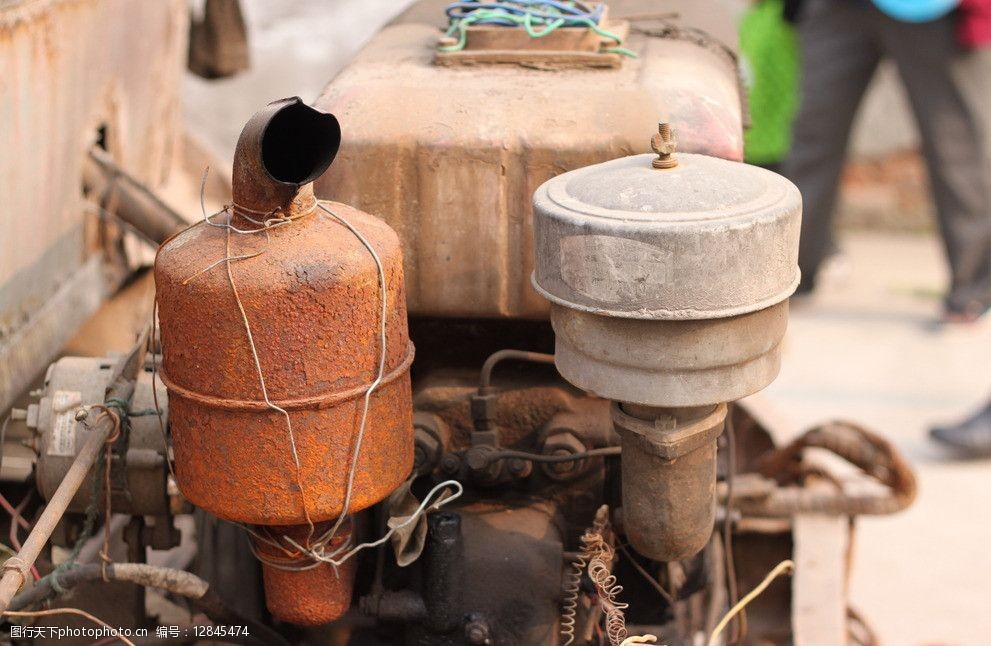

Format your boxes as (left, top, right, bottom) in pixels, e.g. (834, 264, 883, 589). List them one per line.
(465, 445, 494, 471)
(464, 614, 492, 645)
(651, 122, 678, 169)
(540, 431, 588, 482)
(465, 445, 503, 485)
(413, 427, 442, 475)
(506, 457, 533, 479)
(440, 453, 461, 476)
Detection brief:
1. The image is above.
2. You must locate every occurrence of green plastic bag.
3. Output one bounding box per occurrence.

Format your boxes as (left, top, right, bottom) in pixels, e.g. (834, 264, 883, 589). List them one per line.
(739, 0, 800, 165)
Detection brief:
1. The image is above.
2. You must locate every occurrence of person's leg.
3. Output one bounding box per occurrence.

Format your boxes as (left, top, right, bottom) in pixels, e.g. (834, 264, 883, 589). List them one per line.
(880, 12, 991, 318)
(784, 0, 882, 291)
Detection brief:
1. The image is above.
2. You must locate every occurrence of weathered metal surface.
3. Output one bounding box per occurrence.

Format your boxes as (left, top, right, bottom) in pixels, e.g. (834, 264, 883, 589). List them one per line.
(254, 523, 357, 626)
(614, 403, 725, 563)
(0, 0, 187, 415)
(314, 1, 743, 319)
(156, 101, 413, 526)
(533, 152, 801, 320)
(533, 149, 800, 407)
(405, 501, 564, 645)
(0, 254, 119, 419)
(530, 138, 800, 567)
(413, 371, 614, 453)
(32, 356, 170, 516)
(156, 198, 414, 524)
(551, 301, 789, 407)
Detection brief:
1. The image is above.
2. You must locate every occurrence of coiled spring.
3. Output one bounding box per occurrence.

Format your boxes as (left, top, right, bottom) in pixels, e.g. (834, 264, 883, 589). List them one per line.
(560, 505, 630, 646)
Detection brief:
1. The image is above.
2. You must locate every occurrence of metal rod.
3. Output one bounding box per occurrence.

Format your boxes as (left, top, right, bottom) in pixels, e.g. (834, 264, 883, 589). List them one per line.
(479, 349, 555, 391)
(481, 445, 621, 465)
(83, 148, 188, 244)
(0, 414, 113, 612)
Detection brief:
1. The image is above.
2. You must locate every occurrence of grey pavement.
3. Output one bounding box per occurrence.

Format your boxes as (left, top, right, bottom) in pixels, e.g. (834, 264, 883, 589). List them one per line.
(763, 231, 991, 646)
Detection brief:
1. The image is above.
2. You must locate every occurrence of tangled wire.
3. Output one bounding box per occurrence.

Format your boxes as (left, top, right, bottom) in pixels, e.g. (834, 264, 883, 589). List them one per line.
(562, 506, 656, 646)
(440, 0, 637, 56)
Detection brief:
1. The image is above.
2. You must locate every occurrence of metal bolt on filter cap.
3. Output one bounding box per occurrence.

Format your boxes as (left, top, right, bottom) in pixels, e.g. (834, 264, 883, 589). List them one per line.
(651, 122, 678, 169)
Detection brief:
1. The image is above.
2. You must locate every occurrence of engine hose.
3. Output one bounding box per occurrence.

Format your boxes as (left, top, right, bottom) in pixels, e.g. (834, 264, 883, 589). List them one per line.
(735, 420, 917, 516)
(8, 563, 289, 646)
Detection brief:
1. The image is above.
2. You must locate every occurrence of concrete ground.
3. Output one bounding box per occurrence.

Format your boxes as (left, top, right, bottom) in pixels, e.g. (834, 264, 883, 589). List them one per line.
(761, 231, 991, 646)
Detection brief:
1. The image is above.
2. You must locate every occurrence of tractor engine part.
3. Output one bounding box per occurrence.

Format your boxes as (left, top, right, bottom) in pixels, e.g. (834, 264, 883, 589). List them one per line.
(314, 2, 743, 320)
(532, 125, 801, 562)
(30, 356, 171, 517)
(361, 501, 564, 644)
(155, 98, 415, 625)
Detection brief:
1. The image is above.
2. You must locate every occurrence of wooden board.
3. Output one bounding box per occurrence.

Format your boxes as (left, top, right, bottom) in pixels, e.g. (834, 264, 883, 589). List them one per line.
(792, 511, 851, 646)
(435, 19, 630, 69)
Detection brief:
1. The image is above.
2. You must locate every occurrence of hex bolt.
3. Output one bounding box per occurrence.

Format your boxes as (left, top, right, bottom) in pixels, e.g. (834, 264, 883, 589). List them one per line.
(440, 453, 461, 476)
(413, 426, 442, 475)
(465, 445, 502, 485)
(540, 431, 588, 482)
(651, 122, 678, 169)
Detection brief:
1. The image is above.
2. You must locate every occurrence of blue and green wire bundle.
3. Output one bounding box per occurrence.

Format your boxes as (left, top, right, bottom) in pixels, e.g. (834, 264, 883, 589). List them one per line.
(739, 0, 800, 166)
(439, 0, 638, 57)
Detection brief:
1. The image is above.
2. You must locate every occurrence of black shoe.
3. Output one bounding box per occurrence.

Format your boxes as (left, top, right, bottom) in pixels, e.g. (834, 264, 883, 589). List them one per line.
(930, 403, 991, 457)
(941, 299, 991, 326)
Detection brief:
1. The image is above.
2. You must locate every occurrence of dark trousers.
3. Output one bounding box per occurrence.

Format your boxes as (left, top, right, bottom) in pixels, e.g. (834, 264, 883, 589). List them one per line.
(785, 0, 991, 312)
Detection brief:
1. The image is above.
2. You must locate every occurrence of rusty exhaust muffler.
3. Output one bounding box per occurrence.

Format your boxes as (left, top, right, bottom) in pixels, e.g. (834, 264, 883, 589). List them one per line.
(155, 98, 415, 624)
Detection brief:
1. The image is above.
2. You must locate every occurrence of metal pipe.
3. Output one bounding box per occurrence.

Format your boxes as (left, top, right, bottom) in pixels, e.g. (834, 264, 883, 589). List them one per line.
(613, 402, 726, 562)
(479, 349, 555, 391)
(0, 411, 114, 611)
(477, 446, 621, 465)
(83, 148, 188, 244)
(230, 96, 340, 223)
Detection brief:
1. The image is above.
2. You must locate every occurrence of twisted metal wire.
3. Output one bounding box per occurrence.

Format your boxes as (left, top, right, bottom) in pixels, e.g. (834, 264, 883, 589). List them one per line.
(560, 505, 636, 646)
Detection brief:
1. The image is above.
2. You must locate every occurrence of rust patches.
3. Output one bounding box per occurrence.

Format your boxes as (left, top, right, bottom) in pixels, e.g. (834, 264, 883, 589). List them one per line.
(155, 136, 414, 524)
(155, 100, 414, 624)
(157, 201, 415, 524)
(254, 522, 356, 626)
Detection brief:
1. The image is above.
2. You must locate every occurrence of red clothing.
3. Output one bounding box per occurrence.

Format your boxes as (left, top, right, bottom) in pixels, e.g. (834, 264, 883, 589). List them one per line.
(958, 0, 991, 47)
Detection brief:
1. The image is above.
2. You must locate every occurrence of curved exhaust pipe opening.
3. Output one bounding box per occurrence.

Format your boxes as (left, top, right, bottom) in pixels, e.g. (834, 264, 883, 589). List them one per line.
(231, 97, 341, 217)
(261, 100, 341, 186)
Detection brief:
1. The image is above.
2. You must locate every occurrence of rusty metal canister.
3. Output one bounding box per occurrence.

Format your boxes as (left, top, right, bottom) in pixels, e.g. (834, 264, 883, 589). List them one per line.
(155, 196, 414, 525)
(154, 98, 415, 623)
(254, 522, 357, 626)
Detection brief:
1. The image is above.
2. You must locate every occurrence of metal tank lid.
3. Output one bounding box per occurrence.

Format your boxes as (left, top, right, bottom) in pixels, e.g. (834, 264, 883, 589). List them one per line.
(548, 153, 778, 222)
(531, 125, 802, 321)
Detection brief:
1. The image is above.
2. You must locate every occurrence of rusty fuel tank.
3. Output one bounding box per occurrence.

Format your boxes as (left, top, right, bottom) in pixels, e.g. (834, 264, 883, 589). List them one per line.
(155, 98, 415, 624)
